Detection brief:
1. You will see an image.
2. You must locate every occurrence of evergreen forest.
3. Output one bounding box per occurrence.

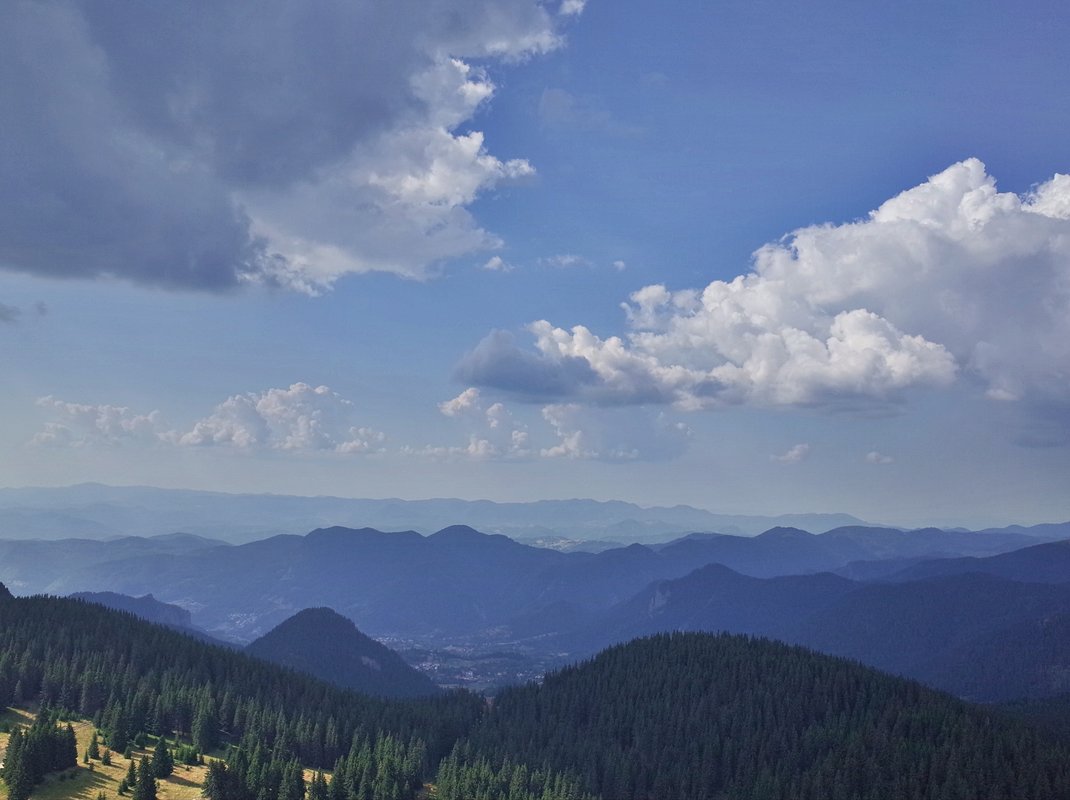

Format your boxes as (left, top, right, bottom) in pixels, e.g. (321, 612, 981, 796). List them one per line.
(3, 589, 1070, 799)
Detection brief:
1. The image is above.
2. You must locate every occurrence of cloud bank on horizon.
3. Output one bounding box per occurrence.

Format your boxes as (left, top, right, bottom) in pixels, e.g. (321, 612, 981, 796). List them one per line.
(1, 0, 582, 293)
(460, 160, 1070, 429)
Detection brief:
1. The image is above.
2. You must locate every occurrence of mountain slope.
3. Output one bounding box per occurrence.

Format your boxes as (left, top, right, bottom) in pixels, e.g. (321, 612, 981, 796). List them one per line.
(568, 565, 1070, 702)
(3, 522, 1059, 644)
(653, 524, 1050, 578)
(246, 607, 441, 699)
(70, 590, 195, 629)
(569, 562, 855, 652)
(889, 539, 1070, 584)
(466, 632, 1070, 800)
(796, 573, 1070, 701)
(0, 532, 227, 595)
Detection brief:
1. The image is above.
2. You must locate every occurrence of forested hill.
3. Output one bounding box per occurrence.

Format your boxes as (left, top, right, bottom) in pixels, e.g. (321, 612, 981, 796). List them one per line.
(4, 587, 1070, 799)
(0, 592, 482, 769)
(466, 632, 1070, 800)
(245, 607, 442, 699)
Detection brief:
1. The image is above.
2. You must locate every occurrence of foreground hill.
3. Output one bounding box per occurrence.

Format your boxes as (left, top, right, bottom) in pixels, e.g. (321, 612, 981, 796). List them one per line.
(246, 607, 441, 699)
(0, 584, 482, 771)
(466, 632, 1070, 800)
(3, 585, 1070, 799)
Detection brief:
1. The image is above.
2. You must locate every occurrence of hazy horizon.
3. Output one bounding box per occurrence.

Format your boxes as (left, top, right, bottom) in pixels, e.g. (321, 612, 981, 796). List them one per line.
(3, 479, 1068, 532)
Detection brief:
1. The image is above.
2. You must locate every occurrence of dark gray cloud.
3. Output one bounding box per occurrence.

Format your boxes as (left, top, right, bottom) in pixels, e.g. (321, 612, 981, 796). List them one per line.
(455, 330, 599, 400)
(1011, 393, 1070, 448)
(1, 2, 269, 290)
(0, 304, 20, 323)
(1, 0, 565, 291)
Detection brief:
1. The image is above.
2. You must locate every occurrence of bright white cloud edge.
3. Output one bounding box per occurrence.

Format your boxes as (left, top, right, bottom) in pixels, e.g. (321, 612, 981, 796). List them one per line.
(464, 160, 1070, 418)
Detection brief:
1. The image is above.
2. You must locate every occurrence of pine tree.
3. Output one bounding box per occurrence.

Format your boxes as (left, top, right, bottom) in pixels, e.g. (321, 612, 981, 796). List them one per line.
(309, 770, 329, 800)
(3, 729, 32, 800)
(151, 737, 173, 778)
(202, 761, 229, 800)
(192, 701, 219, 754)
(5, 754, 32, 800)
(89, 732, 101, 759)
(133, 756, 157, 800)
(278, 759, 305, 800)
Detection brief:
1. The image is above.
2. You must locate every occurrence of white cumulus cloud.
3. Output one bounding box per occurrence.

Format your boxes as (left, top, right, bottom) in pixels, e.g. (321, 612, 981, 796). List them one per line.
(439, 387, 484, 417)
(176, 383, 385, 452)
(431, 387, 530, 458)
(482, 255, 514, 272)
(32, 397, 165, 447)
(32, 383, 384, 454)
(461, 160, 1070, 424)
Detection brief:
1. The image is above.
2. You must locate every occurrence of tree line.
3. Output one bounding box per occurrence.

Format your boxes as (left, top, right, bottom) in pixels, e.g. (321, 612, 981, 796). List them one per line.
(5, 590, 1070, 800)
(1, 709, 78, 800)
(0, 590, 592, 800)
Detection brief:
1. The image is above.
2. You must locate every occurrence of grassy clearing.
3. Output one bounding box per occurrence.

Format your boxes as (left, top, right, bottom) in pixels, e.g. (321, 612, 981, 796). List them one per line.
(0, 708, 208, 800)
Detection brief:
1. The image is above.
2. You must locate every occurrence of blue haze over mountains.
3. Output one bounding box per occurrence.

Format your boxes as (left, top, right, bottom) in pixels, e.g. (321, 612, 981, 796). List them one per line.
(2, 483, 1069, 705)
(0, 483, 869, 544)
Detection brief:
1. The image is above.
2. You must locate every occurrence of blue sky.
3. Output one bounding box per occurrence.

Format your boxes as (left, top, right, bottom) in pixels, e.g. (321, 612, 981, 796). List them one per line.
(3, 0, 1070, 527)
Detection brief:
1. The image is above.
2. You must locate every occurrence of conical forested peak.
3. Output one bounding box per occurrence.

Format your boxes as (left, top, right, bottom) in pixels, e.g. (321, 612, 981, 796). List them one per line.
(429, 524, 486, 541)
(247, 607, 441, 699)
(756, 525, 814, 539)
(428, 524, 523, 551)
(0, 581, 12, 601)
(275, 606, 352, 629)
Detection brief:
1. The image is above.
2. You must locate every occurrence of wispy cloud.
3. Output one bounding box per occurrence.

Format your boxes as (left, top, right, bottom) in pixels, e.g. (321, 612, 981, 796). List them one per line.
(865, 451, 894, 465)
(772, 444, 810, 464)
(482, 256, 515, 272)
(538, 88, 641, 136)
(558, 0, 587, 16)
